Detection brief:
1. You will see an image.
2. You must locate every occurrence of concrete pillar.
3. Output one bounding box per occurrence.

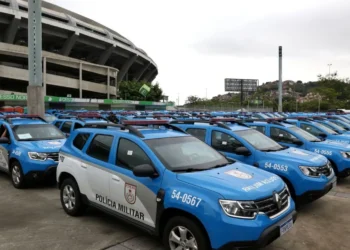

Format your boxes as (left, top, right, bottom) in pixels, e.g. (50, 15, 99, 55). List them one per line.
(133, 62, 150, 81)
(98, 45, 115, 65)
(61, 32, 78, 56)
(143, 68, 157, 82)
(107, 68, 110, 99)
(4, 17, 21, 44)
(27, 86, 45, 117)
(117, 54, 137, 82)
(43, 57, 47, 95)
(79, 62, 83, 98)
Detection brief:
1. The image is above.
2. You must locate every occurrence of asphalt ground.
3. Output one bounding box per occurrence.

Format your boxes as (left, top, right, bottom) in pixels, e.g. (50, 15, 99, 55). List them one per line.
(0, 172, 349, 250)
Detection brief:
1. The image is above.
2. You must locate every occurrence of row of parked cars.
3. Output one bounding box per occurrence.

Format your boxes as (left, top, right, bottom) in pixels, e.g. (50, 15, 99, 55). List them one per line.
(1, 110, 350, 250)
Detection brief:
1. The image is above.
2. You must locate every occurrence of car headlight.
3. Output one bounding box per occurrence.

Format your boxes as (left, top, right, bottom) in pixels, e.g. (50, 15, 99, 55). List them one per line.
(299, 166, 321, 177)
(340, 151, 350, 158)
(28, 152, 48, 161)
(219, 200, 258, 219)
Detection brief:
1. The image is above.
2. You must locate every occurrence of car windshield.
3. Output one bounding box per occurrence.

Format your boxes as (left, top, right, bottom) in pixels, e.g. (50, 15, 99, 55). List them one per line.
(146, 136, 229, 172)
(332, 120, 348, 129)
(290, 126, 321, 142)
(313, 122, 338, 135)
(321, 121, 345, 132)
(234, 129, 284, 151)
(13, 124, 66, 141)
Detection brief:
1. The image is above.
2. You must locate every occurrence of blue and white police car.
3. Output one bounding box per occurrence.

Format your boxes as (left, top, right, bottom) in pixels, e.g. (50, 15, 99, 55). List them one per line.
(0, 115, 66, 188)
(172, 118, 336, 205)
(57, 120, 296, 250)
(245, 119, 350, 178)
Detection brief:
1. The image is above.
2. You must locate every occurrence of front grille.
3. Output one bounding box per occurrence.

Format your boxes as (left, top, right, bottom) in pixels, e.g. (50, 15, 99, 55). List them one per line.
(317, 164, 332, 177)
(255, 187, 289, 217)
(47, 152, 59, 162)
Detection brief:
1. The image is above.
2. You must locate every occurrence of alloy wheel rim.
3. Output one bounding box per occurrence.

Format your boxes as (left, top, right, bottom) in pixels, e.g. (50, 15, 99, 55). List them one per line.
(62, 185, 76, 210)
(12, 166, 21, 185)
(169, 226, 198, 250)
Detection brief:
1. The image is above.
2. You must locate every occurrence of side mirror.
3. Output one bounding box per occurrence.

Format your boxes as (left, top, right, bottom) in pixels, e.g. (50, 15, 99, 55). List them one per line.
(0, 137, 9, 144)
(318, 133, 327, 138)
(133, 164, 158, 178)
(291, 138, 303, 146)
(235, 147, 251, 156)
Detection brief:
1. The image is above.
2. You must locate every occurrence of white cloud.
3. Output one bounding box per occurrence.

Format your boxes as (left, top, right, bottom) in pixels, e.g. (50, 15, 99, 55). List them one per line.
(49, 0, 350, 104)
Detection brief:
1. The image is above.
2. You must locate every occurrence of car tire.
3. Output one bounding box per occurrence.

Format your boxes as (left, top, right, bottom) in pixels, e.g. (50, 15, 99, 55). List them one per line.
(163, 216, 210, 250)
(10, 161, 26, 189)
(60, 178, 86, 216)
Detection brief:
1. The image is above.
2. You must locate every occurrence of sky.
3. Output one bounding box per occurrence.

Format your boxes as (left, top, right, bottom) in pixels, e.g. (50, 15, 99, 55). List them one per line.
(48, 0, 350, 104)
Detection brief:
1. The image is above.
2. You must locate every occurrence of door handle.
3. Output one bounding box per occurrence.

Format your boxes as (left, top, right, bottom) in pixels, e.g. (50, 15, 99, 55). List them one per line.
(112, 175, 120, 182)
(81, 163, 87, 169)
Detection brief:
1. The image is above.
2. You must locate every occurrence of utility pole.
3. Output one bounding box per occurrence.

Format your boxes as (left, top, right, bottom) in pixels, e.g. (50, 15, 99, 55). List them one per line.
(318, 95, 321, 113)
(278, 46, 283, 112)
(240, 79, 244, 111)
(27, 0, 44, 117)
(177, 93, 179, 106)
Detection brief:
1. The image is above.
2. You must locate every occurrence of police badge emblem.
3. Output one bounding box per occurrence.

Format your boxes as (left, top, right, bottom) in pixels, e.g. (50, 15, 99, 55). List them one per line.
(125, 183, 137, 204)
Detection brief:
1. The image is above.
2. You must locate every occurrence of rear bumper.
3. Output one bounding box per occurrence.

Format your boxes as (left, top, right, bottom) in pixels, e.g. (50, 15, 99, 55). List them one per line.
(218, 210, 297, 250)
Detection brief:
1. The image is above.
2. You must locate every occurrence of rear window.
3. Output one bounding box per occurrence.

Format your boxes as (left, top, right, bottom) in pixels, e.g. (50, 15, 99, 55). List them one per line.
(73, 133, 90, 150)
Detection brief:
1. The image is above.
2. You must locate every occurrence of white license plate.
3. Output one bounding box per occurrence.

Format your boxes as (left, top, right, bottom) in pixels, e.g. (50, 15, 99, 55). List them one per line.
(280, 218, 293, 236)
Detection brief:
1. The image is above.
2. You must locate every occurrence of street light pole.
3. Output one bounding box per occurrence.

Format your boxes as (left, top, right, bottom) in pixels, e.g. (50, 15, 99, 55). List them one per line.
(328, 63, 332, 78)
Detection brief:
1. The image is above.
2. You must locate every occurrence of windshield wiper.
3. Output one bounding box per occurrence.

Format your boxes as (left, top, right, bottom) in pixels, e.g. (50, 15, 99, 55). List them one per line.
(172, 168, 206, 173)
(261, 147, 285, 152)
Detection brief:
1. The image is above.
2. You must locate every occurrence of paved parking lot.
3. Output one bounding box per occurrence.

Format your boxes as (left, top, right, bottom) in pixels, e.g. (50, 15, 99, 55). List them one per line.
(0, 172, 350, 250)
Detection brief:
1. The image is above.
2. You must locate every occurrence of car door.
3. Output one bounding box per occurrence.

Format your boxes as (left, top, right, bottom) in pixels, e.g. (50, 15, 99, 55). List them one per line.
(0, 123, 11, 173)
(210, 129, 255, 165)
(82, 134, 114, 206)
(110, 136, 162, 228)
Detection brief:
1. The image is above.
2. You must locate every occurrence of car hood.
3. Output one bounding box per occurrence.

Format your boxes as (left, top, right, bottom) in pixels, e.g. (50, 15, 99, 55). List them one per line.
(19, 139, 66, 152)
(265, 147, 328, 166)
(176, 162, 284, 200)
(312, 140, 350, 151)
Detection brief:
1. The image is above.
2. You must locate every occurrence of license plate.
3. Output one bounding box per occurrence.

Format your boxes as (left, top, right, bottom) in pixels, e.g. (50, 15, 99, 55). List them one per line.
(280, 218, 293, 236)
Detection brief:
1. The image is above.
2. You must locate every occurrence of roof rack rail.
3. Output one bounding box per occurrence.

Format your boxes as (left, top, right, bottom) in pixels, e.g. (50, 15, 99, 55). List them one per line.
(4, 114, 47, 123)
(209, 118, 249, 127)
(83, 123, 124, 129)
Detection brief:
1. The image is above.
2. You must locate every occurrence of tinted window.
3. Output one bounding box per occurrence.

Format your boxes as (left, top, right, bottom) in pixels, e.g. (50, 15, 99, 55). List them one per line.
(74, 123, 83, 130)
(117, 138, 151, 170)
(87, 135, 113, 162)
(211, 131, 244, 152)
(186, 128, 206, 142)
(249, 125, 266, 134)
(270, 127, 297, 143)
(73, 133, 90, 150)
(61, 122, 72, 133)
(54, 121, 62, 128)
(300, 124, 322, 136)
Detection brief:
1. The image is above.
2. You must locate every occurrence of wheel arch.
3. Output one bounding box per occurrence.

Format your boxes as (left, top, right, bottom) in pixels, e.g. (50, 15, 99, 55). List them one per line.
(58, 171, 77, 189)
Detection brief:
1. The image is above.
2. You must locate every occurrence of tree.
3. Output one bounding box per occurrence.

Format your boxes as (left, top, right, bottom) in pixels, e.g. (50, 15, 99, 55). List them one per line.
(118, 81, 164, 101)
(186, 95, 202, 104)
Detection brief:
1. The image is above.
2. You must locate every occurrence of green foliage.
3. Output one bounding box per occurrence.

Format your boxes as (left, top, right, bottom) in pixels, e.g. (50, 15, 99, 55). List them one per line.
(119, 81, 163, 101)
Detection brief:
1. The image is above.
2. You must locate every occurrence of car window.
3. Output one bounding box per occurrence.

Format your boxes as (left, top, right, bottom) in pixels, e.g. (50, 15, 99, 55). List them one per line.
(74, 123, 83, 130)
(211, 130, 244, 152)
(270, 127, 297, 143)
(300, 124, 322, 136)
(73, 133, 90, 150)
(54, 121, 62, 128)
(116, 138, 152, 170)
(249, 125, 266, 134)
(186, 128, 206, 142)
(61, 122, 72, 133)
(86, 135, 113, 162)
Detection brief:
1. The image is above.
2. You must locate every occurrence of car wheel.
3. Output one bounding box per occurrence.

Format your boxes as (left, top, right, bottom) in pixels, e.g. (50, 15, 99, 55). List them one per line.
(163, 216, 210, 250)
(60, 178, 86, 216)
(10, 161, 25, 189)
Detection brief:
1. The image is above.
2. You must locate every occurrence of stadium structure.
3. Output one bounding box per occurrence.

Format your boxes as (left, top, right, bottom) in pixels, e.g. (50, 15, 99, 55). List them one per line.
(0, 0, 158, 99)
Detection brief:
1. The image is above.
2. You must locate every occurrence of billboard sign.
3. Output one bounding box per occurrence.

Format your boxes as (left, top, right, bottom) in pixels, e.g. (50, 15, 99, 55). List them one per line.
(139, 84, 151, 97)
(224, 79, 258, 92)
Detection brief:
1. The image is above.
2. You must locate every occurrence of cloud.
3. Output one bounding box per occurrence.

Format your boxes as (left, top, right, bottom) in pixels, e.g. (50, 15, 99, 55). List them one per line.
(193, 0, 350, 58)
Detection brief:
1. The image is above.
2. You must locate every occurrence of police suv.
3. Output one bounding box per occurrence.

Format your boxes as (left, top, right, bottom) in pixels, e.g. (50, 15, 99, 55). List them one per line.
(0, 115, 66, 188)
(57, 120, 296, 250)
(246, 119, 350, 178)
(172, 118, 336, 205)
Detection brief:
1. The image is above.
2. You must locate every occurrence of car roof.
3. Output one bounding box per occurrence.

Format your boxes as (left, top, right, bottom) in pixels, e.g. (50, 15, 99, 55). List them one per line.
(8, 119, 48, 125)
(75, 127, 189, 140)
(245, 121, 295, 128)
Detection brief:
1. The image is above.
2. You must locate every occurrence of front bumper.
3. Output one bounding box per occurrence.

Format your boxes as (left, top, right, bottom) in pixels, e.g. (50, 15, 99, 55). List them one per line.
(218, 210, 297, 250)
(296, 177, 336, 204)
(337, 168, 350, 178)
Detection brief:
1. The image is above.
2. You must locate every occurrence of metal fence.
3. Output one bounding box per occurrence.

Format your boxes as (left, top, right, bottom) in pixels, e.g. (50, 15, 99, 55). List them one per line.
(178, 105, 273, 112)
